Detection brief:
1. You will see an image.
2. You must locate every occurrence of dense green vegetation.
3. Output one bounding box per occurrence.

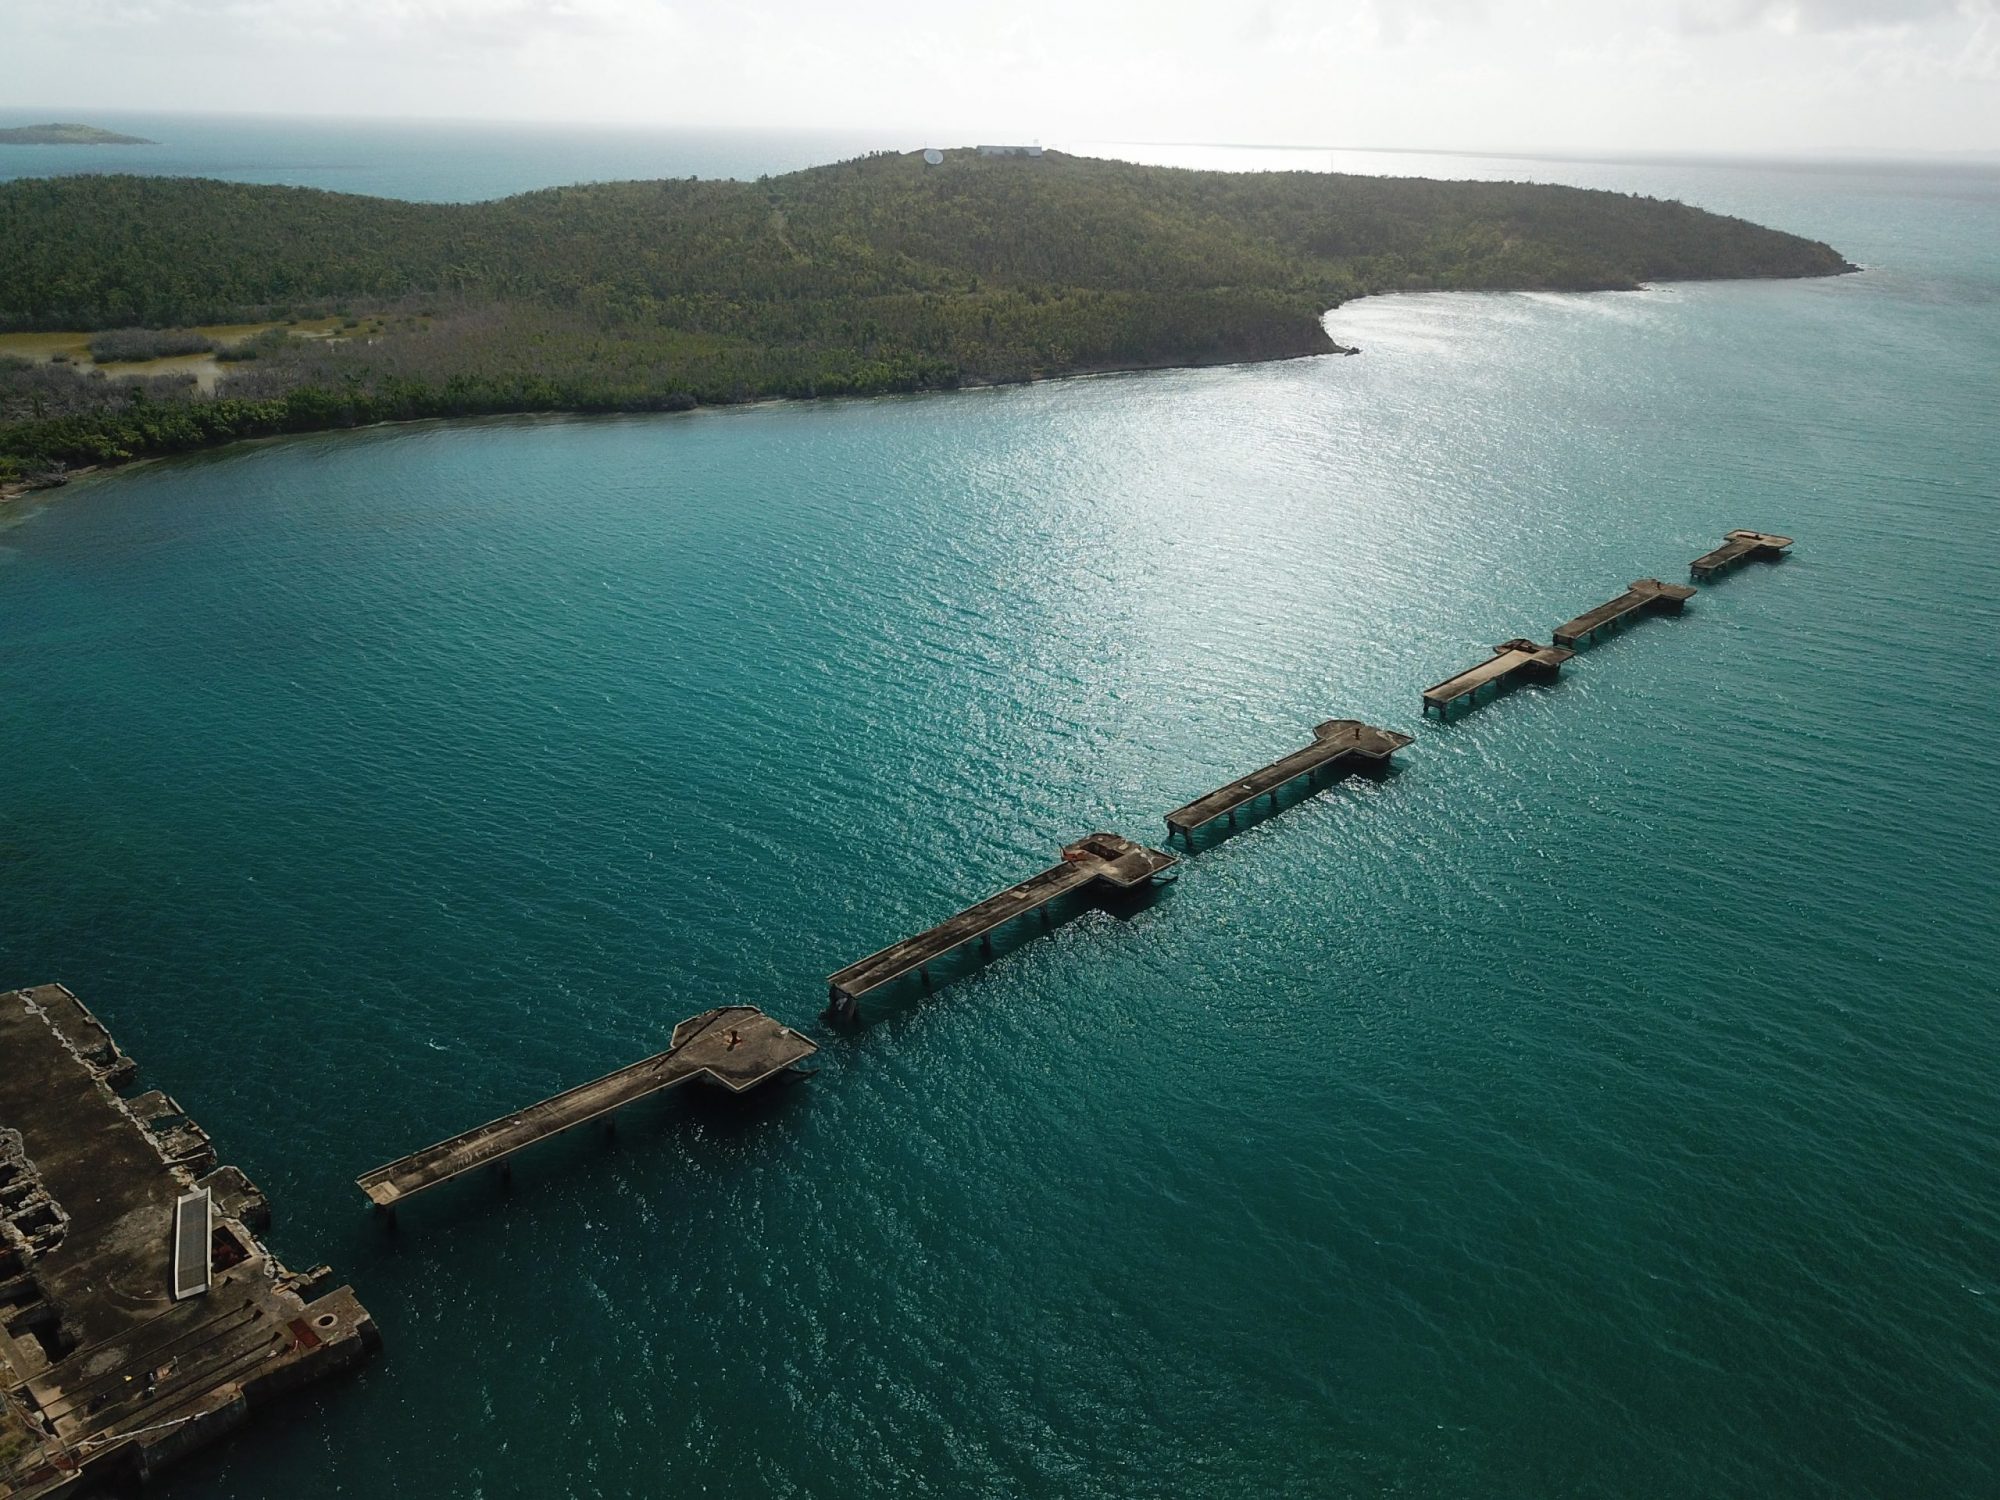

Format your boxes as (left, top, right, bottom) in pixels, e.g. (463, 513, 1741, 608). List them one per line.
(0, 123, 155, 146)
(0, 149, 1851, 481)
(87, 327, 218, 361)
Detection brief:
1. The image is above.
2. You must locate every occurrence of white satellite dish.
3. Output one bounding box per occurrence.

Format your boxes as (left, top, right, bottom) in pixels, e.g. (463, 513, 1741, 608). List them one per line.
(923, 148, 943, 166)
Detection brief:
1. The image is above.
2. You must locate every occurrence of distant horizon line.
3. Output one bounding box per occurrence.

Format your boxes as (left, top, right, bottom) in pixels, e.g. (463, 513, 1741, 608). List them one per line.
(2, 107, 1996, 166)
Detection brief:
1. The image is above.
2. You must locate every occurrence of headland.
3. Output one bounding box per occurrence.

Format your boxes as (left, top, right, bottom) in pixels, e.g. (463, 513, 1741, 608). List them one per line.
(0, 147, 1854, 487)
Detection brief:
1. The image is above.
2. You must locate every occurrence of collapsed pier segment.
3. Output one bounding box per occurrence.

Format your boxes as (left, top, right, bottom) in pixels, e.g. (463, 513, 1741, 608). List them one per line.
(1691, 530, 1793, 581)
(355, 1006, 816, 1208)
(1164, 719, 1413, 841)
(0, 984, 375, 1500)
(1422, 639, 1575, 719)
(824, 833, 1177, 1018)
(1553, 578, 1697, 649)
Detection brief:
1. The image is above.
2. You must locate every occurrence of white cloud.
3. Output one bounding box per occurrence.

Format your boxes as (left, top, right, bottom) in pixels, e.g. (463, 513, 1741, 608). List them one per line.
(1678, 0, 1974, 32)
(1, 0, 1994, 152)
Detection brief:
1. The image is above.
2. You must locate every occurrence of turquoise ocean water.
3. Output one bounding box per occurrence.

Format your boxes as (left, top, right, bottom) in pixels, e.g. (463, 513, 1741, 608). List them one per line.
(3, 124, 1999, 1496)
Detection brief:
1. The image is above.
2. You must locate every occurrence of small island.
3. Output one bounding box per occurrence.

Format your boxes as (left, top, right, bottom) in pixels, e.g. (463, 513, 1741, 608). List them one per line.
(0, 122, 156, 146)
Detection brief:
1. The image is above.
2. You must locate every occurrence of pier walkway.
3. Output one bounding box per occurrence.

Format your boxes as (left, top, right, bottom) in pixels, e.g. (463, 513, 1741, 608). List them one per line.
(1423, 639, 1574, 718)
(1165, 719, 1412, 840)
(1691, 530, 1793, 580)
(1554, 578, 1697, 649)
(355, 1007, 816, 1208)
(826, 833, 1176, 1015)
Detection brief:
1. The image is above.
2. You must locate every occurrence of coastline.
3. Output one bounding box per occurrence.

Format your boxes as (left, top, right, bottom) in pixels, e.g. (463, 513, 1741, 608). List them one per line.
(0, 340, 1358, 509)
(1, 149, 1855, 497)
(0, 266, 1852, 510)
(0, 465, 96, 511)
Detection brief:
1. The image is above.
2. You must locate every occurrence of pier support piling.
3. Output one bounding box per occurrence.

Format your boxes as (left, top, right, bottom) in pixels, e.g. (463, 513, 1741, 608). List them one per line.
(1164, 720, 1412, 843)
(1422, 639, 1574, 719)
(1553, 579, 1696, 650)
(1691, 530, 1793, 581)
(356, 1008, 818, 1209)
(824, 833, 1177, 1010)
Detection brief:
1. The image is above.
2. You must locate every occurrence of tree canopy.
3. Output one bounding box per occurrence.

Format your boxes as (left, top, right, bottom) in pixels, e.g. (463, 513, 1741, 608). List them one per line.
(0, 148, 1852, 479)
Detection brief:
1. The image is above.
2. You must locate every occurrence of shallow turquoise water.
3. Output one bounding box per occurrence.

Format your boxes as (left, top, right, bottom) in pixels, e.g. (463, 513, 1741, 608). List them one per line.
(4, 153, 1999, 1497)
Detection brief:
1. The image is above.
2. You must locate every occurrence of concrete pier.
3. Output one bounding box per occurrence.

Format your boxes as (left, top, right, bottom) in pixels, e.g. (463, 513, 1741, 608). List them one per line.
(1164, 719, 1413, 841)
(355, 1007, 816, 1208)
(0, 984, 375, 1499)
(1691, 530, 1793, 580)
(1422, 638, 1575, 719)
(825, 833, 1177, 1017)
(1554, 578, 1697, 649)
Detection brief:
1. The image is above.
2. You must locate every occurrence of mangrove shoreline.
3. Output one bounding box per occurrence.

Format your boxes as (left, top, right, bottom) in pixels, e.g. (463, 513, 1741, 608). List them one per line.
(0, 270, 1840, 511)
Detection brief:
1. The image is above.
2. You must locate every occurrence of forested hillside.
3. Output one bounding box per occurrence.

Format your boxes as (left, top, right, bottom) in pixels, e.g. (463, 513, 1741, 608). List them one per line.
(0, 148, 1852, 478)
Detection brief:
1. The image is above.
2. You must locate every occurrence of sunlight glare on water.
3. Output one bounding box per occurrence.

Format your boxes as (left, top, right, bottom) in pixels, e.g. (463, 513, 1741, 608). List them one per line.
(2, 146, 1997, 1498)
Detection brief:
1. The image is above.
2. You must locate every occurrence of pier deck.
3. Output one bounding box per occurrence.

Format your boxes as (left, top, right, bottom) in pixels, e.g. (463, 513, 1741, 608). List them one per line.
(826, 833, 1176, 1010)
(355, 1007, 815, 1208)
(1691, 530, 1793, 580)
(1423, 638, 1575, 718)
(1165, 719, 1413, 838)
(1554, 578, 1697, 648)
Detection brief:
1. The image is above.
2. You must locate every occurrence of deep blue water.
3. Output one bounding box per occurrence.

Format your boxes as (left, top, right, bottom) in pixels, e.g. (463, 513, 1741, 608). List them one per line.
(4, 131, 1999, 1497)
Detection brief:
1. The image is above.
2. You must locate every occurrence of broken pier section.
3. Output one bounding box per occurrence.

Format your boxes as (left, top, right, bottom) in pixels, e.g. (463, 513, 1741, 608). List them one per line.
(824, 833, 1177, 1019)
(1164, 719, 1412, 841)
(1422, 638, 1575, 719)
(355, 1006, 816, 1209)
(1691, 530, 1793, 581)
(1553, 577, 1696, 650)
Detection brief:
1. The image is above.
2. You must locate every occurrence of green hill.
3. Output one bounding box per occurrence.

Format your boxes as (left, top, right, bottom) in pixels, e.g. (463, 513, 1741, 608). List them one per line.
(0, 148, 1852, 479)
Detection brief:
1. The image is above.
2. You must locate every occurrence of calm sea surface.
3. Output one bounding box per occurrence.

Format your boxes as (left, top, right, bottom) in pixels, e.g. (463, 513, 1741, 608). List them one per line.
(3, 125, 1998, 1498)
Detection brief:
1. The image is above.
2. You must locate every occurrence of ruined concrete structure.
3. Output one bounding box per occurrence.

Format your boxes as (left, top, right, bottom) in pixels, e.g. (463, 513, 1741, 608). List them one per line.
(0, 985, 375, 1498)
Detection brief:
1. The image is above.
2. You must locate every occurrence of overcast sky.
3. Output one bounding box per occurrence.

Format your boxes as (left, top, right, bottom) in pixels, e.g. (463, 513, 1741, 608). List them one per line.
(5, 0, 1996, 154)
